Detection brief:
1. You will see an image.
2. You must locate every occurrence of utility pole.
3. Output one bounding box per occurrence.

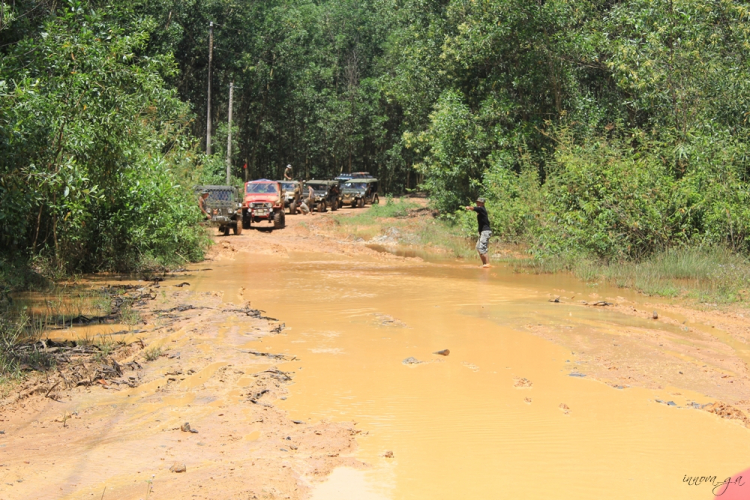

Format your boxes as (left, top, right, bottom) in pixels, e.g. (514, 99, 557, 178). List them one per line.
(206, 21, 214, 155)
(226, 82, 234, 185)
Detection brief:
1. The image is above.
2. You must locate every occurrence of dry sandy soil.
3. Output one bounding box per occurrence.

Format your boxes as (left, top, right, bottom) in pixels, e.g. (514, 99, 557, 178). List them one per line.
(2, 203, 750, 499)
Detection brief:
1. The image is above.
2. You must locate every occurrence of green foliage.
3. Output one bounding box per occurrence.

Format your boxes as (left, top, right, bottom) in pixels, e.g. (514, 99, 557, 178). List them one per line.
(532, 129, 750, 259)
(538, 134, 675, 259)
(481, 155, 541, 242)
(413, 90, 487, 211)
(387, 0, 750, 261)
(4, 0, 750, 272)
(0, 4, 206, 274)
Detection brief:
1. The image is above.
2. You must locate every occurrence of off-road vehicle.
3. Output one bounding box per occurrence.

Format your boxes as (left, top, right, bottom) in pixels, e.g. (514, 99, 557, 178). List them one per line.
(242, 179, 286, 229)
(341, 178, 379, 208)
(198, 185, 243, 236)
(335, 172, 373, 184)
(306, 180, 341, 212)
(279, 180, 302, 215)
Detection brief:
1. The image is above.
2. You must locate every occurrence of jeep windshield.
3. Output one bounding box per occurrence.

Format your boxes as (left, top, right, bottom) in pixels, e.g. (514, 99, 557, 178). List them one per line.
(280, 182, 296, 191)
(246, 183, 278, 194)
(307, 184, 329, 193)
(343, 182, 368, 190)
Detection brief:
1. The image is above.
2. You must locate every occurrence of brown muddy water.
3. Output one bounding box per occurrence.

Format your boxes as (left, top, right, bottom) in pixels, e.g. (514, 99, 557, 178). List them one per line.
(189, 251, 750, 500)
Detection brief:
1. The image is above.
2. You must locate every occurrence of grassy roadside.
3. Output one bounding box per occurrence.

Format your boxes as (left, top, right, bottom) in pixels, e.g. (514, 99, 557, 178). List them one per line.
(514, 246, 750, 305)
(332, 197, 750, 307)
(331, 196, 477, 259)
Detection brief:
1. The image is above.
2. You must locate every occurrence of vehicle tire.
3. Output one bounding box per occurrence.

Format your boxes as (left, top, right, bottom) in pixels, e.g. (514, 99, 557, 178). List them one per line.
(233, 221, 242, 235)
(242, 211, 251, 229)
(357, 198, 365, 208)
(372, 194, 380, 205)
(273, 210, 285, 229)
(222, 226, 230, 236)
(289, 201, 296, 215)
(317, 202, 326, 213)
(351, 201, 357, 209)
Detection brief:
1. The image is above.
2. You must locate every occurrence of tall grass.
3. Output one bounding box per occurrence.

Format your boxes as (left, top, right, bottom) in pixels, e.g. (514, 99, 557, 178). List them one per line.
(335, 196, 420, 225)
(413, 220, 476, 258)
(601, 247, 750, 302)
(0, 315, 26, 376)
(332, 197, 477, 258)
(516, 246, 750, 304)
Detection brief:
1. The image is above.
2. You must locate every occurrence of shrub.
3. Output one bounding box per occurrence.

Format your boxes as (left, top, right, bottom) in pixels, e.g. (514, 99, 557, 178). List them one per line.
(536, 135, 674, 259)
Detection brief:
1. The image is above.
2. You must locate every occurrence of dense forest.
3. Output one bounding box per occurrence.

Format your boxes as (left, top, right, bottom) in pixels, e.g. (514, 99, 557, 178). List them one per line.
(2, 0, 750, 276)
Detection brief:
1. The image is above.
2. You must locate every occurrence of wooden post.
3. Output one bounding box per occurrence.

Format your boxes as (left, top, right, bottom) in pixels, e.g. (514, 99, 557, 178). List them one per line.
(206, 22, 214, 155)
(226, 82, 234, 184)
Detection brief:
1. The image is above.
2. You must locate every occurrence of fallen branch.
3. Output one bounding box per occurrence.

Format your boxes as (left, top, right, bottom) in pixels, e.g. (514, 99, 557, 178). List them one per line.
(244, 350, 287, 360)
(45, 380, 60, 399)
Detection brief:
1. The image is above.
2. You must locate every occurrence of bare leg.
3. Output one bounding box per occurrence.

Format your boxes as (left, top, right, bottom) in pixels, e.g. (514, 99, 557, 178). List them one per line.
(479, 252, 489, 268)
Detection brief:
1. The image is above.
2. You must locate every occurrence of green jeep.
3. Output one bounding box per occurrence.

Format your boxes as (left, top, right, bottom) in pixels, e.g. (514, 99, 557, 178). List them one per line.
(199, 185, 243, 236)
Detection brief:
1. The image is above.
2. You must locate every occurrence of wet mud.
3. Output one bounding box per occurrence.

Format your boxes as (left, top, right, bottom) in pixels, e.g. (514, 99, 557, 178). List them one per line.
(3, 208, 750, 499)
(1, 279, 362, 499)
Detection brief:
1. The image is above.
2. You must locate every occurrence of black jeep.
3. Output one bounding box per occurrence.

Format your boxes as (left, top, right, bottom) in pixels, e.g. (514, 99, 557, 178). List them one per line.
(341, 178, 379, 208)
(306, 180, 341, 212)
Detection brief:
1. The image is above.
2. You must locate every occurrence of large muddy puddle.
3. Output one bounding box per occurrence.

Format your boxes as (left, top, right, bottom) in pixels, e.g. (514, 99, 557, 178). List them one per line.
(190, 252, 749, 500)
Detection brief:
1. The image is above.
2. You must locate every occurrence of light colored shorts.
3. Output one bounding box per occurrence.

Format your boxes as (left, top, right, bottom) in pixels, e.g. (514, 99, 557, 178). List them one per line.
(476, 230, 492, 255)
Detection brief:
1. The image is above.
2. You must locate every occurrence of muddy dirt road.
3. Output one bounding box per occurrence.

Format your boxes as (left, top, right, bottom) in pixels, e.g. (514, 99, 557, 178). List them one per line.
(3, 206, 750, 499)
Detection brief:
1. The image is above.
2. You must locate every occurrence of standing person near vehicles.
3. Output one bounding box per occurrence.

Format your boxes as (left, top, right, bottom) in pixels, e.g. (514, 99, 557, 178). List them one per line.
(284, 164, 293, 180)
(198, 191, 210, 220)
(291, 182, 302, 213)
(329, 182, 340, 207)
(465, 197, 491, 268)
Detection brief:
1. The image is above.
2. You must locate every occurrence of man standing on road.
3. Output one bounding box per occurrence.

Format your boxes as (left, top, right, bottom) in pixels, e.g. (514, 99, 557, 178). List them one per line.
(465, 197, 491, 268)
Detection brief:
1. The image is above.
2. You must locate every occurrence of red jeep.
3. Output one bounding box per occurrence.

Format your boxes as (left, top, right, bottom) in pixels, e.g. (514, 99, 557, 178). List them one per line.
(242, 180, 286, 230)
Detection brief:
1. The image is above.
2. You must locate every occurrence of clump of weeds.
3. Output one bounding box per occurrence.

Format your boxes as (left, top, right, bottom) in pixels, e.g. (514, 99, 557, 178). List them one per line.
(121, 305, 142, 327)
(144, 347, 162, 362)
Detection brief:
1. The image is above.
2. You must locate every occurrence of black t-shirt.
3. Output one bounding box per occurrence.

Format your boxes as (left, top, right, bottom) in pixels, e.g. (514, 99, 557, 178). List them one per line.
(474, 206, 490, 234)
